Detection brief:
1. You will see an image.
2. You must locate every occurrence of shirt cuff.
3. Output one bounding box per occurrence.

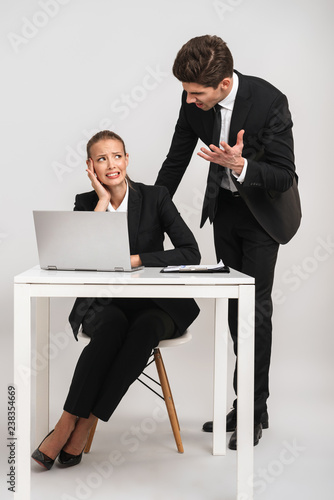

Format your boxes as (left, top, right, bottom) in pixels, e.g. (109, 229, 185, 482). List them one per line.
(232, 158, 248, 183)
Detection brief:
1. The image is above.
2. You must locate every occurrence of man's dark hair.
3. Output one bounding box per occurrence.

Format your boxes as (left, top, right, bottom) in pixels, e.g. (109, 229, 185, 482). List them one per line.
(172, 35, 233, 88)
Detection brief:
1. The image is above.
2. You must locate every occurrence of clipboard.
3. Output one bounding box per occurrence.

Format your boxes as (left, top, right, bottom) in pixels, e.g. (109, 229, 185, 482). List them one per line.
(160, 260, 230, 273)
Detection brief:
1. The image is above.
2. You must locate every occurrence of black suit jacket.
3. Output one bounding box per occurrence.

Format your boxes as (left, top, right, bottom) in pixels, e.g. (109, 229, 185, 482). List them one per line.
(156, 71, 301, 244)
(68, 182, 201, 339)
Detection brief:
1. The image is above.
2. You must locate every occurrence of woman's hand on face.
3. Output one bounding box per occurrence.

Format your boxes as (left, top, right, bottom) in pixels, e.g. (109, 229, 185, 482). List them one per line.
(86, 159, 110, 203)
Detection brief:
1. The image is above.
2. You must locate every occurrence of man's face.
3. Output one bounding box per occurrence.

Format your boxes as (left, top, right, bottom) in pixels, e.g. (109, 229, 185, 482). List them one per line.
(182, 79, 232, 111)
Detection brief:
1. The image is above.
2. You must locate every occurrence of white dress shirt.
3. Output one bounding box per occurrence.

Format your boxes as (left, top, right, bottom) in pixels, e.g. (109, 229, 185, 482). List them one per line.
(106, 182, 129, 212)
(217, 72, 248, 189)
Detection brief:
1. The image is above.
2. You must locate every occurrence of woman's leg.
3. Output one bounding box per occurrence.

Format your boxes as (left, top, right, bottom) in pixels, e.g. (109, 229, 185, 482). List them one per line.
(37, 302, 129, 459)
(38, 411, 77, 460)
(61, 413, 97, 456)
(63, 301, 129, 418)
(59, 302, 175, 456)
(92, 307, 176, 421)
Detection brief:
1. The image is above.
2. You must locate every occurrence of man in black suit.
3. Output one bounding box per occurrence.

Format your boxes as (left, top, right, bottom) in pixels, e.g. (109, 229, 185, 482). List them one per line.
(155, 35, 301, 449)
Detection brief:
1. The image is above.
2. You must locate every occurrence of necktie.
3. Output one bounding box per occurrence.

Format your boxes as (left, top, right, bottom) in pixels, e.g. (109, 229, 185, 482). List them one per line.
(200, 104, 225, 227)
(212, 104, 222, 149)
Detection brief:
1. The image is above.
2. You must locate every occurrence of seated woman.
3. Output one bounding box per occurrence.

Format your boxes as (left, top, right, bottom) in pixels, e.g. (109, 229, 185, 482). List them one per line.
(32, 130, 201, 470)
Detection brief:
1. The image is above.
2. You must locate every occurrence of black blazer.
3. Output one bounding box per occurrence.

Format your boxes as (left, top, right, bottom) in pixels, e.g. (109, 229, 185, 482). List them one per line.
(69, 182, 201, 339)
(156, 70, 302, 244)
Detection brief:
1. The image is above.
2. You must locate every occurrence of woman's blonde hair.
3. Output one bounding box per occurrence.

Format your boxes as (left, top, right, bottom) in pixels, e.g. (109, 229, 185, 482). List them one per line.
(86, 130, 127, 158)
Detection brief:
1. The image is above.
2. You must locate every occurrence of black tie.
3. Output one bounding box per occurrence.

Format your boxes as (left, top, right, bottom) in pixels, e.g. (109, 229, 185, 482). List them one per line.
(212, 104, 222, 148)
(200, 104, 224, 227)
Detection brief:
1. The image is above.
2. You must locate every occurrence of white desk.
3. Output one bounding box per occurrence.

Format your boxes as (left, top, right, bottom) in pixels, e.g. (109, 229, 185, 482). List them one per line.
(14, 266, 254, 499)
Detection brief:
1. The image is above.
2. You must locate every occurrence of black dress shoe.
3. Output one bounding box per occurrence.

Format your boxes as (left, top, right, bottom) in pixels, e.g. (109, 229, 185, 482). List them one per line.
(202, 410, 236, 433)
(226, 408, 237, 432)
(228, 423, 262, 450)
(31, 430, 56, 470)
(58, 449, 83, 467)
(226, 409, 269, 431)
(202, 409, 269, 433)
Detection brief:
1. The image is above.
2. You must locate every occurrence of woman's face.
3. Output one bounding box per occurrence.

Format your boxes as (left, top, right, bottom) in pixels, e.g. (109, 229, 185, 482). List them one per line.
(88, 139, 129, 189)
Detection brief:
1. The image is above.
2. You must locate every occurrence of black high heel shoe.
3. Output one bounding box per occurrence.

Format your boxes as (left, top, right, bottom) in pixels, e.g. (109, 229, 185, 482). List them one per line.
(58, 448, 84, 467)
(31, 430, 57, 470)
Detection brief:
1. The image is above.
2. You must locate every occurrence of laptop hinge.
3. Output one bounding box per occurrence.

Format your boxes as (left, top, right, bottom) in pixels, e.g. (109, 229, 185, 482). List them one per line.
(47, 266, 57, 270)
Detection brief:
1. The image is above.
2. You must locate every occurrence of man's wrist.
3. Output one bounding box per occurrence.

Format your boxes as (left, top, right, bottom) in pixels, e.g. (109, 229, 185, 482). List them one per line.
(233, 157, 248, 182)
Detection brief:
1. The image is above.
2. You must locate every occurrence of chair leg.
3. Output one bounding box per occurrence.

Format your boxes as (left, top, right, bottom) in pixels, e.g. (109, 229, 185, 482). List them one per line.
(84, 417, 98, 454)
(162, 364, 181, 431)
(154, 348, 184, 453)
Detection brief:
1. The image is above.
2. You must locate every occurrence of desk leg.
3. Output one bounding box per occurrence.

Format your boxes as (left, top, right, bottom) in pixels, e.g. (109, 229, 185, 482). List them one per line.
(213, 298, 228, 456)
(35, 297, 50, 445)
(14, 284, 32, 500)
(237, 284, 255, 500)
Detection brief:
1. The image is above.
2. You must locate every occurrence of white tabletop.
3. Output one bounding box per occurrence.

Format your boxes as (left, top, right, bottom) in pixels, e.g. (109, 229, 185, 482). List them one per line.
(14, 265, 254, 286)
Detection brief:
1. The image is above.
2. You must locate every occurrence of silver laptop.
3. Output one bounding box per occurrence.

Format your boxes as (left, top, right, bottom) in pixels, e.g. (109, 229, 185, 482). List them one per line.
(33, 211, 143, 272)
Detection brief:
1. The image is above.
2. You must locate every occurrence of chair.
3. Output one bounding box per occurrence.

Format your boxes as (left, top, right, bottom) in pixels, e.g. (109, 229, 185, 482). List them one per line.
(77, 329, 192, 454)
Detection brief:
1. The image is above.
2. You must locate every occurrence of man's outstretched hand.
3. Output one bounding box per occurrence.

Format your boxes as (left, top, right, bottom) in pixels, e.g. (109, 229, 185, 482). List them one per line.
(197, 129, 245, 175)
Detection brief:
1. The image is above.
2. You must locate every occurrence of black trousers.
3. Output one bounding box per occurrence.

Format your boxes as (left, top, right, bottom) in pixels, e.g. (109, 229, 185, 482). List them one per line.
(63, 298, 177, 422)
(213, 189, 279, 423)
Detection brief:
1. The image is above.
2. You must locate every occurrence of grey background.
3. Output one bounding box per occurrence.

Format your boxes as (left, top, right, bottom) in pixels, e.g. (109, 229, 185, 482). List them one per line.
(1, 0, 333, 498)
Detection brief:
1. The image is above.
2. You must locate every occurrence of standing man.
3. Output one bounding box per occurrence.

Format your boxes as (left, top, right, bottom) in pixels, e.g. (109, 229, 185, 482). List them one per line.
(155, 35, 301, 449)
